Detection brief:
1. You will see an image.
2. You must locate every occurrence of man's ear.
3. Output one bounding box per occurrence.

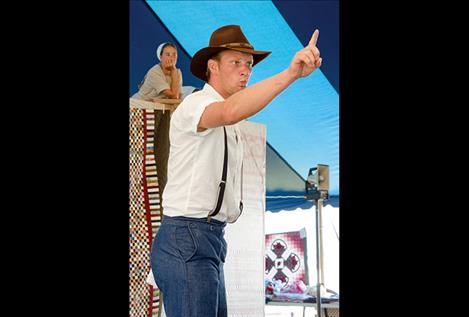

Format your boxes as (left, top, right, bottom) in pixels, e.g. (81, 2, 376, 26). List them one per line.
(207, 59, 218, 73)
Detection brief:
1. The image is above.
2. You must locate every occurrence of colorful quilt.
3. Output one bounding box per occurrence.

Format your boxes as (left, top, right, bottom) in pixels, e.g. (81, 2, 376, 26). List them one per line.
(265, 229, 309, 289)
(129, 107, 163, 317)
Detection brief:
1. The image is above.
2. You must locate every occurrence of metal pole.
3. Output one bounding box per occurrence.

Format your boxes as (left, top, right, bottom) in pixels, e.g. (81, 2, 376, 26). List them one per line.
(319, 198, 325, 285)
(315, 199, 322, 317)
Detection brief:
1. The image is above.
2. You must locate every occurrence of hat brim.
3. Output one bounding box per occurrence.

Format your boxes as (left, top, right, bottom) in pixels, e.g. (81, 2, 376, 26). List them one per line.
(190, 46, 271, 82)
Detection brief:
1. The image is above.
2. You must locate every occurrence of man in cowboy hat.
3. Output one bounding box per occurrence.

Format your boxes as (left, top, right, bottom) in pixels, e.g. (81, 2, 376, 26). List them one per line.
(151, 24, 321, 317)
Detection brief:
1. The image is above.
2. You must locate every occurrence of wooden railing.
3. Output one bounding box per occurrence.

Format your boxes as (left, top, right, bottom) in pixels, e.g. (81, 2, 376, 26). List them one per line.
(129, 97, 181, 113)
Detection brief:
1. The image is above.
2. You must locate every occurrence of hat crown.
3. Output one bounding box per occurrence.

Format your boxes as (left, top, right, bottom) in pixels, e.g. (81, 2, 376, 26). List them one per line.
(209, 25, 253, 49)
(190, 24, 271, 81)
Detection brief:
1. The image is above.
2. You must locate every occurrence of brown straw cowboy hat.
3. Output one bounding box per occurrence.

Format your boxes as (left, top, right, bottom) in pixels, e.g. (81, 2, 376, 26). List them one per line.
(190, 25, 271, 81)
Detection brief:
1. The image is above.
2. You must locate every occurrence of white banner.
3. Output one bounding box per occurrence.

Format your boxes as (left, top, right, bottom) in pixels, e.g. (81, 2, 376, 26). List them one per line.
(224, 120, 266, 317)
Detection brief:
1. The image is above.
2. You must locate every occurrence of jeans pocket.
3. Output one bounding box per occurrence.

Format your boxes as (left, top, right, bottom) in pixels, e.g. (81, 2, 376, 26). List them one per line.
(175, 224, 198, 262)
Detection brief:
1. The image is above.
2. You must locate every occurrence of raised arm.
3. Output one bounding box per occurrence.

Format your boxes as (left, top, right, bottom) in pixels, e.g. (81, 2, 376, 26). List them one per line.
(160, 59, 181, 99)
(198, 30, 322, 132)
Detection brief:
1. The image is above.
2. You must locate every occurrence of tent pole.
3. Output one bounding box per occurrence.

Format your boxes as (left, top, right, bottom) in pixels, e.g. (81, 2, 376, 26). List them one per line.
(319, 198, 325, 285)
(315, 198, 323, 317)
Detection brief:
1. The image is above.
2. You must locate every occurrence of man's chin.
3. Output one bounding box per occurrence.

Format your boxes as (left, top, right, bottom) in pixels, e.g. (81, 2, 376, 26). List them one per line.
(229, 86, 246, 96)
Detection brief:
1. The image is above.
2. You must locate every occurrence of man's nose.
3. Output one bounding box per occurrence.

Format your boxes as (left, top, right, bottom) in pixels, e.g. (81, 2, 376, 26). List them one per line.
(240, 65, 251, 76)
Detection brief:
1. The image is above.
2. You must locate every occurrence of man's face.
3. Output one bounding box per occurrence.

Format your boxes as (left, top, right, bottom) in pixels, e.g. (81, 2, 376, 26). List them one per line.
(160, 46, 177, 67)
(213, 50, 254, 97)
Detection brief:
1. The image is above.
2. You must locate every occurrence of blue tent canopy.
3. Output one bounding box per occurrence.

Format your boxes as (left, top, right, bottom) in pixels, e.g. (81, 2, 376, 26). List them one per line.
(130, 0, 339, 211)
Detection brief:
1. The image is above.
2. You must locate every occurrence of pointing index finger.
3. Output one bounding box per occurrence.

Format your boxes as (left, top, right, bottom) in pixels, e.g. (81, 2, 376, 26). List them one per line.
(308, 29, 319, 48)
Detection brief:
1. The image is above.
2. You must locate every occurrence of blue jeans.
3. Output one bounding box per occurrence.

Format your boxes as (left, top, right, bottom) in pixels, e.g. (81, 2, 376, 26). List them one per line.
(151, 216, 228, 317)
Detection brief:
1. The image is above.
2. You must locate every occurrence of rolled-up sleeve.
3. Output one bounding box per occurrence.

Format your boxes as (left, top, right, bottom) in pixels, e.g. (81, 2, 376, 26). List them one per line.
(174, 92, 218, 136)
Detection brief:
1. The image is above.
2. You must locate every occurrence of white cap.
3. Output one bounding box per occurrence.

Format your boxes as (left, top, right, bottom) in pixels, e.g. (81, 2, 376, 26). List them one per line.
(156, 42, 167, 61)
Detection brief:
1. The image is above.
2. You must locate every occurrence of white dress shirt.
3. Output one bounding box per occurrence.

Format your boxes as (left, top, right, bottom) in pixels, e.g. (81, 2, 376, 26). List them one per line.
(162, 84, 244, 223)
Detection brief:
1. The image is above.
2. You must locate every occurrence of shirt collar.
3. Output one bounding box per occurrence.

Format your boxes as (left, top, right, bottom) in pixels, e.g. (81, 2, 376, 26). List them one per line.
(203, 83, 225, 101)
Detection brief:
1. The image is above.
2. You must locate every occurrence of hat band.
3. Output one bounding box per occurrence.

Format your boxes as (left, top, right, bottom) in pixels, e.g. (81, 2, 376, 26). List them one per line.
(218, 42, 254, 49)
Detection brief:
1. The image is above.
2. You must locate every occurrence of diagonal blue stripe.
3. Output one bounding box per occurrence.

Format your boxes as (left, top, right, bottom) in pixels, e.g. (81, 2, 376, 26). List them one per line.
(146, 0, 339, 195)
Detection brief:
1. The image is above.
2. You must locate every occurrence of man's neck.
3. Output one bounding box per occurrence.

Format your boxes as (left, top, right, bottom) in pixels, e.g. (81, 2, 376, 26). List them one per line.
(208, 80, 230, 99)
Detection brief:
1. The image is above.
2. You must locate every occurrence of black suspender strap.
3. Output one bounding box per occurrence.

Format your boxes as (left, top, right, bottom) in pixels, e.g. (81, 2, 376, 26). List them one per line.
(207, 127, 228, 222)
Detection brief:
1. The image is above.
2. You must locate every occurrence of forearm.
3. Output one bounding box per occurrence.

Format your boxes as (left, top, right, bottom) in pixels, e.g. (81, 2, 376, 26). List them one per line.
(224, 69, 296, 123)
(169, 70, 180, 98)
